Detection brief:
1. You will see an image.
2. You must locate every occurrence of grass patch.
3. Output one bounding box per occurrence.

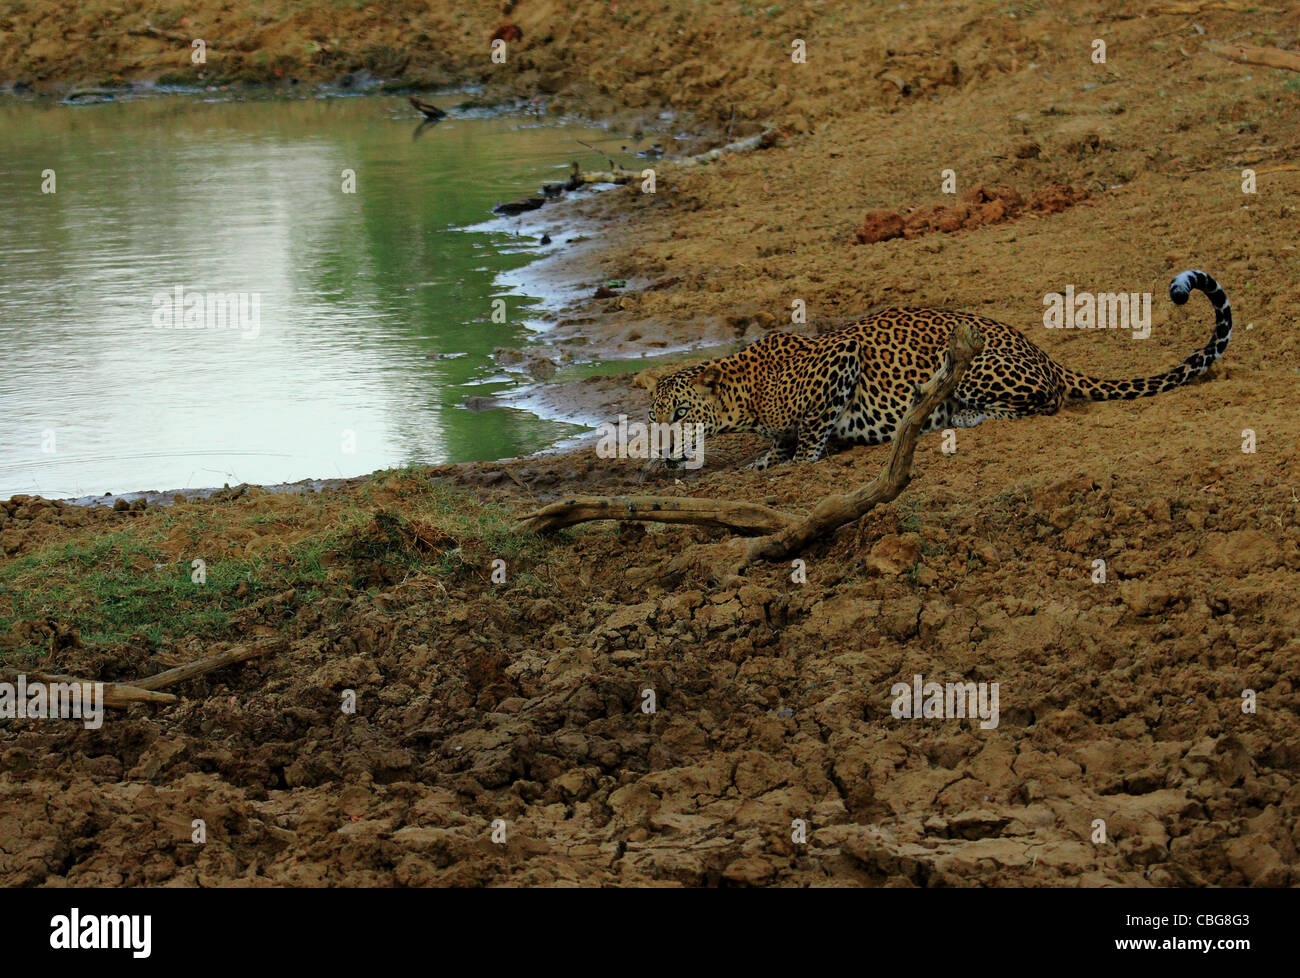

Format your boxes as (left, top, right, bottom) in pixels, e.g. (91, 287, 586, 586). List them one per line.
(0, 526, 323, 660)
(0, 474, 557, 659)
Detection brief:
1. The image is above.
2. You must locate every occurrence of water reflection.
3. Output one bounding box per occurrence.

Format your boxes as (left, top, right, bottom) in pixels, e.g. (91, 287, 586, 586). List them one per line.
(0, 95, 614, 498)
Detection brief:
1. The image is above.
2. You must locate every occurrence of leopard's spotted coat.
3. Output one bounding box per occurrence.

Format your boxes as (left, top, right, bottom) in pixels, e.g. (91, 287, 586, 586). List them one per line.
(648, 270, 1232, 468)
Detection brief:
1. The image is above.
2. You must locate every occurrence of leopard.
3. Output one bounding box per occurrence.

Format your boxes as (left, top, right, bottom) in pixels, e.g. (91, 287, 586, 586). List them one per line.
(647, 269, 1232, 469)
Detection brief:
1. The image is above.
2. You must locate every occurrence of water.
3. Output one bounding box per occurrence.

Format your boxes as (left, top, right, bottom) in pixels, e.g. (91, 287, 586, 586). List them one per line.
(0, 94, 621, 500)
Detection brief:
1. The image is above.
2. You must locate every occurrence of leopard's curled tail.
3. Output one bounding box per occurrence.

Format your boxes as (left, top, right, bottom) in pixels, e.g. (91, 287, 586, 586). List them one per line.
(1060, 270, 1232, 402)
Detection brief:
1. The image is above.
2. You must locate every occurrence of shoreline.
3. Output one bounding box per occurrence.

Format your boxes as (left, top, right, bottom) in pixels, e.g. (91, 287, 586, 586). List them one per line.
(4, 88, 730, 507)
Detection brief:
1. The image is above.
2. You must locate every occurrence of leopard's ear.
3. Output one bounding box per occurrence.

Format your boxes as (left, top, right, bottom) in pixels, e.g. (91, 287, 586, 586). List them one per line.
(633, 369, 658, 391)
(692, 364, 723, 397)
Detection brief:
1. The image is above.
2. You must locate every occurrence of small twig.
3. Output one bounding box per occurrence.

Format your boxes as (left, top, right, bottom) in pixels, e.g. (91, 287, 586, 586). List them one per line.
(576, 138, 618, 170)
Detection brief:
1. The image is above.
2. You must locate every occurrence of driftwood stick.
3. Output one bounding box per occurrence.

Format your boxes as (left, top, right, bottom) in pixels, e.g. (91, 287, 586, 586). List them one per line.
(575, 129, 778, 187)
(126, 20, 196, 44)
(517, 494, 793, 535)
(132, 639, 284, 691)
(675, 128, 779, 168)
(20, 639, 283, 710)
(30, 672, 178, 709)
(578, 168, 639, 186)
(64, 88, 118, 100)
(1207, 42, 1300, 73)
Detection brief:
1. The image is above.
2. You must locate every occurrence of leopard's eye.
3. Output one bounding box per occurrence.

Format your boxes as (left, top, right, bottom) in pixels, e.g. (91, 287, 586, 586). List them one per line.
(673, 406, 689, 421)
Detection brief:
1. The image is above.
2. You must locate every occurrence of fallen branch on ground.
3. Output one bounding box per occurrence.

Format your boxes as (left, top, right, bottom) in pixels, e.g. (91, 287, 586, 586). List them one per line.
(516, 321, 985, 575)
(131, 639, 285, 692)
(31, 673, 178, 709)
(517, 494, 795, 535)
(126, 20, 196, 44)
(1207, 42, 1300, 73)
(678, 128, 780, 165)
(26, 638, 285, 709)
(571, 130, 779, 187)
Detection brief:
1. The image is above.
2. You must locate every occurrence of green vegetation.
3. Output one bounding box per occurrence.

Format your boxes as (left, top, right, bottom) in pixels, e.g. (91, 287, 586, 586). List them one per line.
(0, 475, 553, 660)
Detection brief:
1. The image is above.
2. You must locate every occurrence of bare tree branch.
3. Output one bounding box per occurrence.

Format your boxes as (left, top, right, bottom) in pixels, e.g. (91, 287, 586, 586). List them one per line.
(131, 638, 285, 692)
(26, 638, 285, 709)
(30, 672, 178, 708)
(517, 494, 794, 535)
(1207, 42, 1300, 73)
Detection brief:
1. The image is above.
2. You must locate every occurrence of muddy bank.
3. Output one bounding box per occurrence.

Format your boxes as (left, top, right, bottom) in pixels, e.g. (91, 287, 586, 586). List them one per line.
(3, 413, 1299, 887)
(3, 0, 1300, 887)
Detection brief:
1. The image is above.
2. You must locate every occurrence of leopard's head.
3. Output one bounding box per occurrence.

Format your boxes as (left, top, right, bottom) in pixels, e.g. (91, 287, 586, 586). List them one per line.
(647, 363, 740, 466)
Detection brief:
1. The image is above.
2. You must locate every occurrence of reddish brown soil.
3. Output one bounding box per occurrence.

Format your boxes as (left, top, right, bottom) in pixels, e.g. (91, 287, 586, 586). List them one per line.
(856, 184, 1090, 244)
